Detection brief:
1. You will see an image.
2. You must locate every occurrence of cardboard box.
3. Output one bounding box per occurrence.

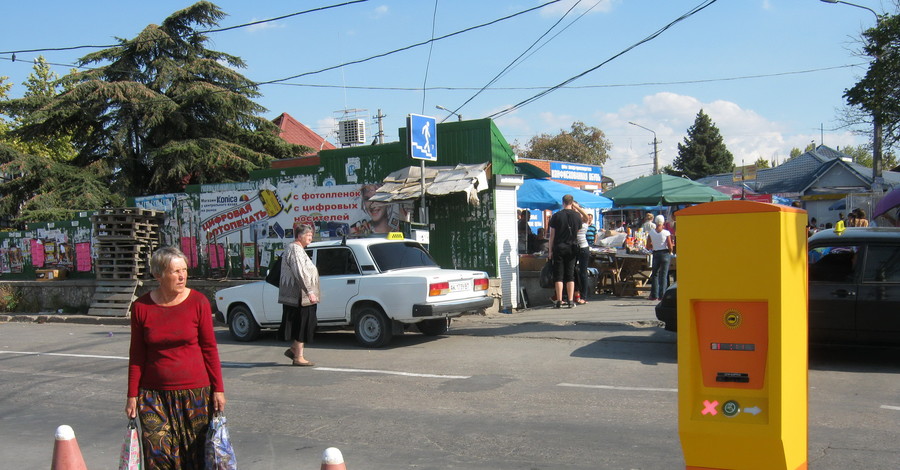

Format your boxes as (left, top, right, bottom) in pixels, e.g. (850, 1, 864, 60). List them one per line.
(35, 269, 68, 281)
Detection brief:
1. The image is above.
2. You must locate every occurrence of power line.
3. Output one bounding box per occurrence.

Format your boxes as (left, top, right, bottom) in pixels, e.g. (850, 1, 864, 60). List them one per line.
(254, 0, 562, 86)
(444, 0, 584, 121)
(488, 0, 720, 119)
(0, 0, 369, 56)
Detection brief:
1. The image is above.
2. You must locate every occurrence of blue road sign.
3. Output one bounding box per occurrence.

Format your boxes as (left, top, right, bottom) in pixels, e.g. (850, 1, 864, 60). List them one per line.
(408, 114, 437, 161)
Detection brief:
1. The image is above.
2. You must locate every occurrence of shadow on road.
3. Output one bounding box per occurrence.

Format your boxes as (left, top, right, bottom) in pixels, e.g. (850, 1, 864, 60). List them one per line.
(809, 343, 900, 374)
(570, 330, 677, 365)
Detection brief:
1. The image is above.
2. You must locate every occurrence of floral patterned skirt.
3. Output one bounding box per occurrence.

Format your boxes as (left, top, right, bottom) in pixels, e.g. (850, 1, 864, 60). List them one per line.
(138, 387, 211, 470)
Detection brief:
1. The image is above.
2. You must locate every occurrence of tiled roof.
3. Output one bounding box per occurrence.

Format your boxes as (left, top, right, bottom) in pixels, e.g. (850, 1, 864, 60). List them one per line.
(697, 145, 900, 195)
(272, 112, 336, 153)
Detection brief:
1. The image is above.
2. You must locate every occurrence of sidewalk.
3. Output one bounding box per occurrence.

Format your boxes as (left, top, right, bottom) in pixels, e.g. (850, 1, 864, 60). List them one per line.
(0, 294, 662, 329)
(456, 294, 662, 327)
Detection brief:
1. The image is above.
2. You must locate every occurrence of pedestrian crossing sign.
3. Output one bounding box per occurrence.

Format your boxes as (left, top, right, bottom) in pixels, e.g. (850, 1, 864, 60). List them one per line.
(408, 114, 437, 161)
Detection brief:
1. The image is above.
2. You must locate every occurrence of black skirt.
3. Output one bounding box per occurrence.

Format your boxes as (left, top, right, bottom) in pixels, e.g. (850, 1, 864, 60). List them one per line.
(282, 304, 317, 343)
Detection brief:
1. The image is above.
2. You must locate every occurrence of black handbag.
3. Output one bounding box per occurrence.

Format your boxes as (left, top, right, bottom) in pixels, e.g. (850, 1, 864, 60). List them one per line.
(539, 259, 554, 289)
(265, 257, 281, 286)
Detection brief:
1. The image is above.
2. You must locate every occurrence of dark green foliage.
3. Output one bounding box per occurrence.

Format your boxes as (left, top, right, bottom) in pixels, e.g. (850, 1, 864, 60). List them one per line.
(844, 8, 900, 153)
(668, 110, 734, 179)
(520, 121, 612, 166)
(3, 1, 310, 214)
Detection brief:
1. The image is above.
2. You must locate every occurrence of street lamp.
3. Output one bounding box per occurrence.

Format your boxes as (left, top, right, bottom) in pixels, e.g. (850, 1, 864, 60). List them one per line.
(628, 121, 660, 175)
(435, 105, 462, 122)
(820, 0, 883, 184)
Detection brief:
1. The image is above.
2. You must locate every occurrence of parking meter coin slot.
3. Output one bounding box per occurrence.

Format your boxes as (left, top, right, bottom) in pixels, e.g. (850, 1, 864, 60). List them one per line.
(716, 372, 750, 383)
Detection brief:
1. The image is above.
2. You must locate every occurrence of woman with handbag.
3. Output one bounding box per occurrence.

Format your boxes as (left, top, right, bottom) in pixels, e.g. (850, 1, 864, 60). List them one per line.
(278, 223, 321, 366)
(126, 246, 226, 469)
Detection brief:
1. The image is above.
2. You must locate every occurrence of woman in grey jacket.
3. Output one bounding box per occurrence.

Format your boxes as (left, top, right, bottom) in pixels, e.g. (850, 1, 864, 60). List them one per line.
(278, 223, 321, 366)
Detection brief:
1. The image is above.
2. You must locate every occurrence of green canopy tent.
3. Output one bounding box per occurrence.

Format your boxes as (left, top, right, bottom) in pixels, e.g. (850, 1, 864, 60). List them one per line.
(602, 174, 729, 206)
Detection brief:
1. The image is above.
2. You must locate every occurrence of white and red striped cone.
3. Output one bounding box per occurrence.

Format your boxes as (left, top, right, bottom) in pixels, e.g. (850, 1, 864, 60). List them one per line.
(320, 447, 346, 470)
(51, 425, 88, 470)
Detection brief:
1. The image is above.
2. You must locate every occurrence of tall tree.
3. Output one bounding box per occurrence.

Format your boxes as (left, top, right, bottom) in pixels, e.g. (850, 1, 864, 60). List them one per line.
(667, 110, 734, 179)
(519, 121, 612, 166)
(843, 4, 900, 155)
(753, 157, 770, 169)
(1, 72, 121, 225)
(4, 1, 309, 198)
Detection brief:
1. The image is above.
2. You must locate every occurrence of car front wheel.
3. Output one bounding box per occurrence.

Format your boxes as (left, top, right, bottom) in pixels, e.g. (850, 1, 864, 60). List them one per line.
(228, 305, 261, 342)
(354, 307, 393, 348)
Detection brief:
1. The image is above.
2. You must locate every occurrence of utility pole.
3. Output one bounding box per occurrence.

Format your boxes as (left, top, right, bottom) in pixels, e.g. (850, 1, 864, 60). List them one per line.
(820, 0, 883, 187)
(374, 109, 386, 144)
(628, 121, 660, 175)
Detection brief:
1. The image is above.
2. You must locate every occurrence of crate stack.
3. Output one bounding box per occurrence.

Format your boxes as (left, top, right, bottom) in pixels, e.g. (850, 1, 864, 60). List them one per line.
(92, 208, 164, 280)
(88, 208, 165, 317)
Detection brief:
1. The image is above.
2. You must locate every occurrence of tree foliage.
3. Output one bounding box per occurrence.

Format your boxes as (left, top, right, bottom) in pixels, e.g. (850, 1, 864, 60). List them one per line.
(519, 121, 612, 166)
(666, 110, 734, 179)
(2, 1, 309, 213)
(753, 157, 770, 169)
(844, 4, 900, 153)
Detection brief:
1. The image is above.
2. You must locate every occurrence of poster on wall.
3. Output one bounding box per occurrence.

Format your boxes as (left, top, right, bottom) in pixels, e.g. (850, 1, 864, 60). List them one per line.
(198, 179, 412, 244)
(242, 243, 257, 277)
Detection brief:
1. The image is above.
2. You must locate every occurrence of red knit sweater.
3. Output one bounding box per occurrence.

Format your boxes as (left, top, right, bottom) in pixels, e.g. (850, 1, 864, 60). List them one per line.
(128, 289, 225, 397)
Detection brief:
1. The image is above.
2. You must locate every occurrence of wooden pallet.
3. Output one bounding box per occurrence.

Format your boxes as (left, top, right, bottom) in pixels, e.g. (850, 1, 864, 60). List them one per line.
(88, 280, 141, 317)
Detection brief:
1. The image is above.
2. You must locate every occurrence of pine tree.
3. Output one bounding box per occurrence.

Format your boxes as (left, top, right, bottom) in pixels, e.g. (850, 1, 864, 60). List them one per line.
(669, 110, 734, 179)
(5, 1, 309, 198)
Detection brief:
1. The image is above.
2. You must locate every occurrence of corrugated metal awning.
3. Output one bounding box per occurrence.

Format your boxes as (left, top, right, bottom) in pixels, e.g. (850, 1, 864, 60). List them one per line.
(369, 163, 490, 205)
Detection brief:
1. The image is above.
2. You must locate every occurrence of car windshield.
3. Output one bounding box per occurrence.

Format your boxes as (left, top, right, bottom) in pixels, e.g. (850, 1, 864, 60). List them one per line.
(369, 242, 438, 271)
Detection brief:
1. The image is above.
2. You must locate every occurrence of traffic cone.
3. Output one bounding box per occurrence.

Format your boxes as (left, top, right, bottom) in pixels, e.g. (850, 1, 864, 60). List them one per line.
(320, 447, 346, 470)
(51, 425, 88, 470)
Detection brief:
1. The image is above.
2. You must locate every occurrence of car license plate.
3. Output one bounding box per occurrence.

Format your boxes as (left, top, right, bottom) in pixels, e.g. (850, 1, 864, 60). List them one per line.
(449, 280, 469, 293)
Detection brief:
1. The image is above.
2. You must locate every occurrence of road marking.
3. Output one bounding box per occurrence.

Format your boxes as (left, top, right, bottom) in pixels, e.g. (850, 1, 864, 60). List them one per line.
(557, 383, 677, 393)
(315, 367, 470, 379)
(0, 351, 127, 360)
(881, 405, 900, 411)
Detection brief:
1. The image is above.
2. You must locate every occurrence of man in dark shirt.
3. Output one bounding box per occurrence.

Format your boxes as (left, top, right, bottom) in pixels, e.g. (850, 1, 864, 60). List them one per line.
(548, 194, 583, 308)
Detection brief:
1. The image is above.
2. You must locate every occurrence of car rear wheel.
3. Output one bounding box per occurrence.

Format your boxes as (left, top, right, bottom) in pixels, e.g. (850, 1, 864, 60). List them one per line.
(417, 318, 449, 336)
(354, 306, 393, 348)
(229, 305, 260, 342)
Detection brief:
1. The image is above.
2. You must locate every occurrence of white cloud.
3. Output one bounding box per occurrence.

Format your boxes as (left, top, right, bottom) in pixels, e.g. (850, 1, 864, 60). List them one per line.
(247, 19, 286, 33)
(372, 5, 389, 19)
(592, 92, 865, 183)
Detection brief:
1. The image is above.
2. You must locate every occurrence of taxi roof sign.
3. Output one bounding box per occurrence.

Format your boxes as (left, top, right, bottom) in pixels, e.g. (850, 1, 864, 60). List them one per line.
(387, 232, 405, 240)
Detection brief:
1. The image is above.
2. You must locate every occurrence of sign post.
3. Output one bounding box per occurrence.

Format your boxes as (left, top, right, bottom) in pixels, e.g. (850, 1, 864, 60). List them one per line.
(407, 114, 437, 225)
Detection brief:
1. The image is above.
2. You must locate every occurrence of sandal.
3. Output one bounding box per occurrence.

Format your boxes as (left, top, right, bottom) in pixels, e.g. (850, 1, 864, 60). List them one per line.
(576, 299, 588, 305)
(291, 360, 315, 367)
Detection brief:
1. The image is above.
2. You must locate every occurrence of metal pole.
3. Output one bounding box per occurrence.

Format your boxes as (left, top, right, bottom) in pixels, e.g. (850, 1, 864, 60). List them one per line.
(628, 121, 659, 174)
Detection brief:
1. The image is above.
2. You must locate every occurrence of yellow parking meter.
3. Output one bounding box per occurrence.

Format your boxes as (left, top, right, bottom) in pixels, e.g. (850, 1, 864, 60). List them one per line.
(675, 201, 808, 470)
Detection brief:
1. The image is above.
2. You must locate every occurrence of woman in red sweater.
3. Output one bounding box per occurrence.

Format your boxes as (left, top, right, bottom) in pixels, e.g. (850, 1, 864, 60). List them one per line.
(126, 246, 226, 469)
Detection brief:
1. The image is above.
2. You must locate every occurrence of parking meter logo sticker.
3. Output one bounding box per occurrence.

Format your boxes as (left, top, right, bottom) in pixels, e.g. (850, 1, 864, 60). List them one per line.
(701, 400, 719, 416)
(723, 309, 742, 329)
(722, 400, 740, 417)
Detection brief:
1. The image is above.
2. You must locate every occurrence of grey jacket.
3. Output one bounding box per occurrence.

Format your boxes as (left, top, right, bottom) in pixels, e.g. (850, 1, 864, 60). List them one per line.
(277, 242, 320, 307)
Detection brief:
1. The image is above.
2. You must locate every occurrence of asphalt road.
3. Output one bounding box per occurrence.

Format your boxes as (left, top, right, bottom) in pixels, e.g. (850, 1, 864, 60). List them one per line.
(1, 313, 898, 469)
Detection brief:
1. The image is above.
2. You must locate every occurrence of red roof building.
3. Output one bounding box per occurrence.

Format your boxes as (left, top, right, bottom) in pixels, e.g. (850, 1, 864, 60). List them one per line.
(272, 112, 335, 154)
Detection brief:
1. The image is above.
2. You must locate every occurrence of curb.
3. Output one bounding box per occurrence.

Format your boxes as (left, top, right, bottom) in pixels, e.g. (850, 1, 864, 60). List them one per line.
(0, 314, 130, 326)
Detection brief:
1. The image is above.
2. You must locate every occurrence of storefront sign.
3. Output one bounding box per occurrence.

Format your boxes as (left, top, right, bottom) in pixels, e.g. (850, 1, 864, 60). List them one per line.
(550, 162, 602, 183)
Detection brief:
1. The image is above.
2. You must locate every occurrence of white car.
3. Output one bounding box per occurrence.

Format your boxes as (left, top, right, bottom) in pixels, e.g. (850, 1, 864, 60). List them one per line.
(214, 237, 494, 347)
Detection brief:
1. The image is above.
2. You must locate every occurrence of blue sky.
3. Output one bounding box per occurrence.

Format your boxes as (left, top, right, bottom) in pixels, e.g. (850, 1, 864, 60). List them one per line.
(0, 0, 888, 183)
